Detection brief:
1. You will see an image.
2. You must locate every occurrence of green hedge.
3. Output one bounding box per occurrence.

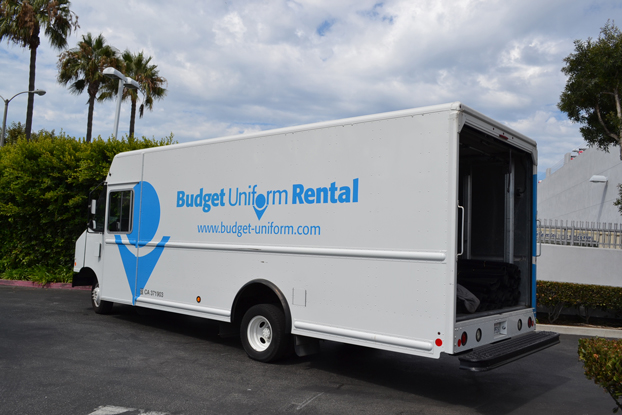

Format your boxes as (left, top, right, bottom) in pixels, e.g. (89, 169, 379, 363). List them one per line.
(0, 132, 173, 277)
(578, 338, 622, 412)
(537, 280, 622, 323)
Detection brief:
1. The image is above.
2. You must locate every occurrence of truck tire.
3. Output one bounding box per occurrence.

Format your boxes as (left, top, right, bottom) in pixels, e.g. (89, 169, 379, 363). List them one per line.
(91, 281, 113, 314)
(240, 304, 291, 362)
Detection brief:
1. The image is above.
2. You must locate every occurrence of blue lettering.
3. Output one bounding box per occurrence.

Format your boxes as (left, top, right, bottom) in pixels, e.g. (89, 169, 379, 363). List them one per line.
(202, 194, 212, 212)
(229, 188, 239, 206)
(329, 182, 338, 203)
(304, 187, 315, 204)
(186, 193, 194, 207)
(316, 187, 328, 203)
(272, 189, 288, 205)
(338, 186, 351, 203)
(194, 188, 204, 207)
(293, 184, 304, 204)
(251, 185, 257, 206)
(179, 179, 357, 214)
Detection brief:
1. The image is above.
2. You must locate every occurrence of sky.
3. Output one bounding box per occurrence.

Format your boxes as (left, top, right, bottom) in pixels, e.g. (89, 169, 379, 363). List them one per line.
(1, 0, 621, 177)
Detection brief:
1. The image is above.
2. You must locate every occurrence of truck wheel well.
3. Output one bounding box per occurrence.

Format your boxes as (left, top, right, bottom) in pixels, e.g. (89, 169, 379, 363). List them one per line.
(231, 280, 291, 332)
(73, 267, 97, 287)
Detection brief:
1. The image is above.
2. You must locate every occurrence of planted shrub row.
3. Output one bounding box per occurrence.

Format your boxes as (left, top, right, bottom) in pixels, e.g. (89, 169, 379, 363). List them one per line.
(578, 338, 622, 412)
(0, 132, 173, 280)
(537, 280, 622, 323)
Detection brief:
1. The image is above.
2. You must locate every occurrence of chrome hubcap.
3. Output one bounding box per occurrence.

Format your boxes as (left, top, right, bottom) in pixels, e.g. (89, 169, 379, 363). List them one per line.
(247, 315, 272, 352)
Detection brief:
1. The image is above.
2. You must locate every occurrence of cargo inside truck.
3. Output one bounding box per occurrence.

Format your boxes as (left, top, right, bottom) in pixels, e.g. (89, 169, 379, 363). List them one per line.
(456, 125, 534, 321)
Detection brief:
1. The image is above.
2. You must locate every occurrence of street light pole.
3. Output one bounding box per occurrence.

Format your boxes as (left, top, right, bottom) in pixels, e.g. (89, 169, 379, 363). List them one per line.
(0, 89, 46, 147)
(103, 68, 139, 140)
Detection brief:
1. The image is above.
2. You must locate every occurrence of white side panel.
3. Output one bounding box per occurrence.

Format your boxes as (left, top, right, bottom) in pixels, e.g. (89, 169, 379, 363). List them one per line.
(74, 231, 86, 272)
(113, 109, 461, 357)
(108, 153, 143, 185)
(83, 231, 104, 277)
(151, 113, 454, 252)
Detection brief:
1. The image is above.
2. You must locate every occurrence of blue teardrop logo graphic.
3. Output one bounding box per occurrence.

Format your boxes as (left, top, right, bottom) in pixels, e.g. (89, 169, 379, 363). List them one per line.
(253, 193, 268, 220)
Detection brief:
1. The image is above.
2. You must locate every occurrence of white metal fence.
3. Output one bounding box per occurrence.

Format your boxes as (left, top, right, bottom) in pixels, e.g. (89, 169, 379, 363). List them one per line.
(537, 219, 622, 249)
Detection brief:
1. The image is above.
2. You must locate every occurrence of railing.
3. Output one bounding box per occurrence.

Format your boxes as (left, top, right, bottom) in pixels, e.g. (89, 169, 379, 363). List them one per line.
(537, 219, 622, 249)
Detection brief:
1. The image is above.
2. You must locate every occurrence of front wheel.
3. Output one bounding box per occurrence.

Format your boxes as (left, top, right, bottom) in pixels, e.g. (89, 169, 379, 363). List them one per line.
(240, 304, 291, 362)
(91, 282, 113, 314)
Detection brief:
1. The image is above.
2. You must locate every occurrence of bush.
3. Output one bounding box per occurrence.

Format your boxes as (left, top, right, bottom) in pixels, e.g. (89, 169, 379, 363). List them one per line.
(1, 266, 73, 284)
(578, 338, 622, 412)
(537, 281, 622, 323)
(0, 132, 174, 277)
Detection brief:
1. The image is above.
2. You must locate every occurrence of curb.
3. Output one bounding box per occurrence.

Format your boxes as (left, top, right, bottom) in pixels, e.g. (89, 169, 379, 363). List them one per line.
(0, 279, 90, 291)
(538, 324, 622, 339)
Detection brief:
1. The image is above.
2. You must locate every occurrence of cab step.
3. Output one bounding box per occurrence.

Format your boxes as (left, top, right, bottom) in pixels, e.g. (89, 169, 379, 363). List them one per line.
(458, 331, 560, 372)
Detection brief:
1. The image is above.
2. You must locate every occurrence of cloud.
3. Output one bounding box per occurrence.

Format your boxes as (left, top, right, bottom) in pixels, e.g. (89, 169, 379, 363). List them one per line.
(1, 0, 620, 175)
(505, 110, 586, 170)
(213, 12, 248, 46)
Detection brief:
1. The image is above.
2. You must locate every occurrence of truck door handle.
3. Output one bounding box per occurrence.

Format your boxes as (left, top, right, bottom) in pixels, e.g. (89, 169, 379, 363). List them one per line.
(458, 205, 465, 257)
(536, 219, 542, 257)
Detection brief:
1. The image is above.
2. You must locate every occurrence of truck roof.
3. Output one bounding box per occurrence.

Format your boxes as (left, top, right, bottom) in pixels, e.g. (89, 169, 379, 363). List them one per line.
(113, 101, 536, 160)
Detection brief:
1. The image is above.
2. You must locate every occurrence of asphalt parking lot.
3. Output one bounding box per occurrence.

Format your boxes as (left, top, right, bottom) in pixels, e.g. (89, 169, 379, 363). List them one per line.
(0, 285, 615, 415)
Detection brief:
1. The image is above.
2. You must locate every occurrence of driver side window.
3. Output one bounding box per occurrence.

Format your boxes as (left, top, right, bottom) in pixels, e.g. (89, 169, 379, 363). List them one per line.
(108, 190, 133, 233)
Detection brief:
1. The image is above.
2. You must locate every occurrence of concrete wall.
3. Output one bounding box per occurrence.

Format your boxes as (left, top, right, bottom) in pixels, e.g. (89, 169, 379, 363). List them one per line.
(537, 244, 622, 287)
(538, 148, 622, 223)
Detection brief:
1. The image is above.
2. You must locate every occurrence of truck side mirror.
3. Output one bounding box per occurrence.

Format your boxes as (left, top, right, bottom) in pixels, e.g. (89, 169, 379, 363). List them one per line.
(90, 200, 97, 215)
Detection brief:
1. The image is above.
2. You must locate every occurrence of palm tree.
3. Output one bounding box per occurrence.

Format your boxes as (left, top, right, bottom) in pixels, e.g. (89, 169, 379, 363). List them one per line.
(57, 33, 121, 142)
(112, 50, 167, 137)
(0, 0, 78, 140)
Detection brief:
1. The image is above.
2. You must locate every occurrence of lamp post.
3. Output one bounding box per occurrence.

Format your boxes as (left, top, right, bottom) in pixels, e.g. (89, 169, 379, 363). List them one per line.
(103, 68, 139, 140)
(589, 175, 608, 183)
(0, 89, 46, 147)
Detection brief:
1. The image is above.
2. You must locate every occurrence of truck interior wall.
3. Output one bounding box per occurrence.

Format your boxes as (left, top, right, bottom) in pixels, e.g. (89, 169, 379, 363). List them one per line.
(456, 126, 533, 320)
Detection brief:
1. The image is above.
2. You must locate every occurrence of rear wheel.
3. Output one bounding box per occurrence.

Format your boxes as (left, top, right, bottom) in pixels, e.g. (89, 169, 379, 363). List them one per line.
(240, 304, 291, 362)
(91, 281, 113, 314)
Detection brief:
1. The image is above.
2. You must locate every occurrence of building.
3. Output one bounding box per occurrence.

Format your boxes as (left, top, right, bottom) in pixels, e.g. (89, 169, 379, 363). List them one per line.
(537, 147, 622, 223)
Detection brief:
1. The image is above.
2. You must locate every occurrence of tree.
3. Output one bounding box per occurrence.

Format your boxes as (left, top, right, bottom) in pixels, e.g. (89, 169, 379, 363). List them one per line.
(100, 50, 167, 137)
(559, 21, 622, 160)
(3, 120, 55, 144)
(0, 0, 78, 140)
(57, 33, 121, 142)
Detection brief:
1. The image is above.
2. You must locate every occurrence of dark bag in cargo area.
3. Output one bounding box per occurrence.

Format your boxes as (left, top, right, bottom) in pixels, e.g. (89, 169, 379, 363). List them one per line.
(457, 260, 521, 314)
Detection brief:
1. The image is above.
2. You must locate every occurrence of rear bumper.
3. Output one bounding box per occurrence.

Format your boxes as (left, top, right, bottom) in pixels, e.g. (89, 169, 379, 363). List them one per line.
(458, 331, 560, 371)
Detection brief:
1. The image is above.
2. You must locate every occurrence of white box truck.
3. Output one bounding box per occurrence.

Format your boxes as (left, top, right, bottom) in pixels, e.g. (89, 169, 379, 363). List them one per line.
(73, 102, 558, 370)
